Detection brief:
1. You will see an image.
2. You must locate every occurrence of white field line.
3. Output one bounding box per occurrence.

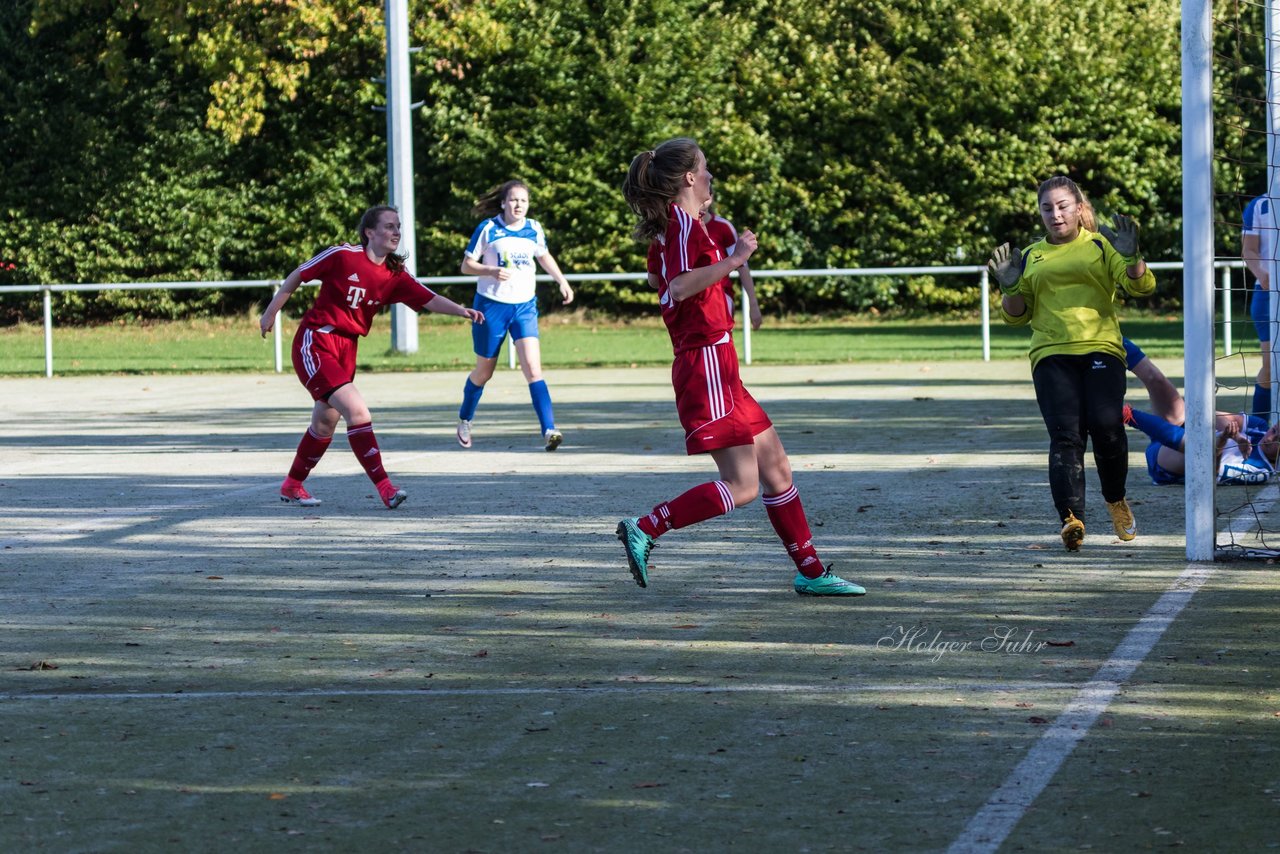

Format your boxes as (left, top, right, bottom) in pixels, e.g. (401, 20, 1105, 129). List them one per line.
(946, 483, 1279, 854)
(0, 680, 1080, 703)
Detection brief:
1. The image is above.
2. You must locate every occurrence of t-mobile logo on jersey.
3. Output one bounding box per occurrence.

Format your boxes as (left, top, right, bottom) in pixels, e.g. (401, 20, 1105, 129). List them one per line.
(346, 286, 367, 308)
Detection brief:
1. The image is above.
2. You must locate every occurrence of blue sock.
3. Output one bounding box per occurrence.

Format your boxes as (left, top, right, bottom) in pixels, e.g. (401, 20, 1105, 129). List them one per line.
(528, 379, 555, 433)
(1253, 384, 1272, 423)
(1122, 338, 1146, 372)
(459, 377, 484, 421)
(1129, 407, 1185, 450)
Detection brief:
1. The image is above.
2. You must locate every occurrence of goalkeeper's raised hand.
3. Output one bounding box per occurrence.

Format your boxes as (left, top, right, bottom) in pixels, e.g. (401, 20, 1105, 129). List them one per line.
(1099, 214, 1141, 263)
(988, 242, 1023, 296)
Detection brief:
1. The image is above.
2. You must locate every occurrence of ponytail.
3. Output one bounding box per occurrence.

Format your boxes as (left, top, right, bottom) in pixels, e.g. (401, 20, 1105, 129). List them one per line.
(622, 137, 701, 241)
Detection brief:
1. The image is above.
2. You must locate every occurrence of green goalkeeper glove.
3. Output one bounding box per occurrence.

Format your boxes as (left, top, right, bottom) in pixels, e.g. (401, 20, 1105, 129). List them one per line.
(1099, 214, 1141, 264)
(988, 242, 1023, 296)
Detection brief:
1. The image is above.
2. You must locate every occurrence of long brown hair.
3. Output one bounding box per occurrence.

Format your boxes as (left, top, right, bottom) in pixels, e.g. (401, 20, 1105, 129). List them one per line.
(472, 180, 530, 219)
(622, 137, 701, 241)
(357, 205, 408, 273)
(1037, 176, 1097, 232)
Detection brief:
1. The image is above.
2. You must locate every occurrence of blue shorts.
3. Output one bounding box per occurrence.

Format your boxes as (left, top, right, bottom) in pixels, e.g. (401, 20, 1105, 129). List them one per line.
(472, 294, 540, 358)
(1251, 283, 1272, 344)
(1146, 441, 1184, 486)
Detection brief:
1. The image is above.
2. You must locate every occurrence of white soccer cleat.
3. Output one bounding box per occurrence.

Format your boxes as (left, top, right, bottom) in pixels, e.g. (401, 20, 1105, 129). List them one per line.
(457, 419, 473, 448)
(543, 428, 563, 451)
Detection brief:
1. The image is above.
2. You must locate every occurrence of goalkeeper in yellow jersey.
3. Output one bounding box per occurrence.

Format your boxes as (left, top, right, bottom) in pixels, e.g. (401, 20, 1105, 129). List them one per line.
(988, 176, 1155, 551)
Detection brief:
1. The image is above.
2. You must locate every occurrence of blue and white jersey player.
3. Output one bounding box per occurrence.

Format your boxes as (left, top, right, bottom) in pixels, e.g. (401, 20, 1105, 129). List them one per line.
(457, 179, 575, 451)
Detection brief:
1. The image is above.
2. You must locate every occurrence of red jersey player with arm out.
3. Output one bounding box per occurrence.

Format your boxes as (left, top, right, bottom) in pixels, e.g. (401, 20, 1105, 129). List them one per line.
(259, 205, 484, 509)
(618, 137, 865, 596)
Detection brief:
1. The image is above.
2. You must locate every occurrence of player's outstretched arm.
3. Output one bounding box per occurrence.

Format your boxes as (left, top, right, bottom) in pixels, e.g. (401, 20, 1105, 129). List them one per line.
(424, 294, 484, 324)
(260, 268, 304, 338)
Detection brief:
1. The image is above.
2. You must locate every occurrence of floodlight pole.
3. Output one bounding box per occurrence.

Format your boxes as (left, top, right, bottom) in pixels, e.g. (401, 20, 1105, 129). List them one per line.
(386, 0, 418, 353)
(1182, 0, 1215, 561)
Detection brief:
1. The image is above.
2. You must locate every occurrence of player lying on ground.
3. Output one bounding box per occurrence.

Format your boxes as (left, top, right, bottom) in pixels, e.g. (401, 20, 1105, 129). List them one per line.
(1122, 338, 1279, 485)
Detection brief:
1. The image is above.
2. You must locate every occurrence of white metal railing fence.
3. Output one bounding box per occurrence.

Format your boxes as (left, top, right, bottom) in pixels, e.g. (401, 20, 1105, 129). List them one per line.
(0, 261, 1249, 376)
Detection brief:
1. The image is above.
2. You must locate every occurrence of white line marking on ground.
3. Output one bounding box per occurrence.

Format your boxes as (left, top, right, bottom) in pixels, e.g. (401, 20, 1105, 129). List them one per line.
(946, 480, 1280, 853)
(0, 681, 1079, 703)
(945, 562, 1216, 853)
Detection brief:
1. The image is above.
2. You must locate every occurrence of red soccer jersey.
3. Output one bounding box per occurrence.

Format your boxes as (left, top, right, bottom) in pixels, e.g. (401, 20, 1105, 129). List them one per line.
(657, 204, 734, 354)
(295, 244, 438, 337)
(646, 239, 665, 287)
(703, 215, 738, 256)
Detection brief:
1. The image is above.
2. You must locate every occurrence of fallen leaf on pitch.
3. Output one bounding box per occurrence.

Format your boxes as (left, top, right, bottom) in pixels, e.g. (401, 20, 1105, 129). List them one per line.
(1027, 716, 1050, 724)
(672, 624, 699, 629)
(206, 576, 223, 580)
(633, 782, 666, 788)
(268, 793, 287, 800)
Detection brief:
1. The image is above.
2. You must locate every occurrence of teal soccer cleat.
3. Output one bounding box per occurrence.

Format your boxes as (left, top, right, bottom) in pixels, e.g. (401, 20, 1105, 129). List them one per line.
(616, 517, 655, 588)
(794, 566, 866, 597)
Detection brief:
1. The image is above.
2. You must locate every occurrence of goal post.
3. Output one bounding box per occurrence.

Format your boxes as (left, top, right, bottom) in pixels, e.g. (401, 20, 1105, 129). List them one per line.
(1183, 0, 1215, 561)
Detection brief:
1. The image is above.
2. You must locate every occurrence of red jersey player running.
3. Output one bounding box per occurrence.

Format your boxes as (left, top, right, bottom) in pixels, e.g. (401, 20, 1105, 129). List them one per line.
(259, 205, 484, 509)
(619, 138, 865, 596)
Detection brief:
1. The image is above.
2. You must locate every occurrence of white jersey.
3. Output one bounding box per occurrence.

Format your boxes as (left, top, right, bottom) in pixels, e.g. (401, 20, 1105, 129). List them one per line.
(1218, 414, 1276, 484)
(464, 215, 548, 304)
(1244, 195, 1278, 285)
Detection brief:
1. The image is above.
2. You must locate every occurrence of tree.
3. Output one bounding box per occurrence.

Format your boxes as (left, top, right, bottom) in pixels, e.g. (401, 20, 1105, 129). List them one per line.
(2, 0, 1192, 320)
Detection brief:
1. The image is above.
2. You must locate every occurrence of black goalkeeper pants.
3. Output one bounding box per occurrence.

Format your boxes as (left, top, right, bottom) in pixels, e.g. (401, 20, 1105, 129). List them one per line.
(1031, 352, 1128, 522)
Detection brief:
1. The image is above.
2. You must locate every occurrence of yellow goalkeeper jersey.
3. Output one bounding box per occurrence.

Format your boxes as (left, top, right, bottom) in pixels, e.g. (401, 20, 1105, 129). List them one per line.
(999, 227, 1155, 369)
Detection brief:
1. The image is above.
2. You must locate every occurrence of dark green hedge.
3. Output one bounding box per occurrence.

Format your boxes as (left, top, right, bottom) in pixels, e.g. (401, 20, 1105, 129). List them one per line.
(0, 0, 1259, 322)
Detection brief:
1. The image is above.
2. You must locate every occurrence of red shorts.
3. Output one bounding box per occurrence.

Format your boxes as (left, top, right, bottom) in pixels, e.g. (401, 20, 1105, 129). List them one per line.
(672, 340, 772, 455)
(292, 326, 359, 401)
